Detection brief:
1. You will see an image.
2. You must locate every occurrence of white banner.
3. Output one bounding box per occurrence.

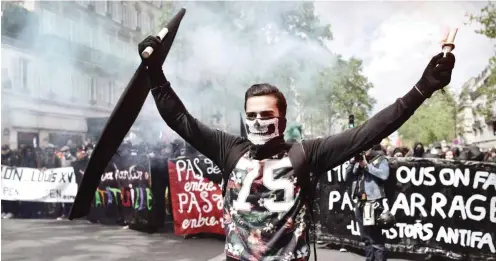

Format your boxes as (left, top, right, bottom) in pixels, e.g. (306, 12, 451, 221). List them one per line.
(1, 165, 78, 203)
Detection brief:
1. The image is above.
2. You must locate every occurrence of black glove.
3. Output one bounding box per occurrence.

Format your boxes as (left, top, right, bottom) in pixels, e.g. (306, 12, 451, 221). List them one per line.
(416, 52, 455, 98)
(138, 35, 167, 85)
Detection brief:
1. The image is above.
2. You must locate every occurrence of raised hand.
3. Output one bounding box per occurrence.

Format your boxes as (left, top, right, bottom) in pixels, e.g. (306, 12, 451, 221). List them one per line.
(416, 52, 456, 97)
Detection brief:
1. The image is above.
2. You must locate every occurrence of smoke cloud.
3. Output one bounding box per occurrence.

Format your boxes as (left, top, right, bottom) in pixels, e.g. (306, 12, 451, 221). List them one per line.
(159, 2, 337, 136)
(1, 1, 339, 147)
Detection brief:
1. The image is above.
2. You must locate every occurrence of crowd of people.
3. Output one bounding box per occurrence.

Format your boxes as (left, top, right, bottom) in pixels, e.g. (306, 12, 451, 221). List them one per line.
(0, 137, 200, 220)
(384, 141, 496, 162)
(1, 136, 495, 220)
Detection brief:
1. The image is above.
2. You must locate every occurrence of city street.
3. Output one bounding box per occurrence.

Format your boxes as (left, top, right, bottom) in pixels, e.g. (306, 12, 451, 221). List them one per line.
(0, 219, 410, 261)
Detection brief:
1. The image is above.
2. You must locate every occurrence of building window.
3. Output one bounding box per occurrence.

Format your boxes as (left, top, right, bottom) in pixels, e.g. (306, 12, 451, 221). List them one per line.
(115, 84, 123, 102)
(148, 13, 154, 31)
(59, 17, 70, 41)
(130, 5, 136, 29)
(112, 1, 121, 22)
(135, 3, 141, 30)
(76, 0, 88, 7)
(97, 79, 105, 105)
(120, 1, 126, 24)
(91, 27, 99, 49)
(19, 58, 29, 90)
(121, 3, 127, 26)
(108, 80, 115, 105)
(44, 66, 54, 97)
(62, 69, 72, 99)
(68, 19, 76, 42)
(41, 10, 57, 36)
(2, 67, 12, 89)
(95, 0, 105, 15)
(90, 77, 97, 104)
(70, 71, 78, 101)
(106, 0, 112, 17)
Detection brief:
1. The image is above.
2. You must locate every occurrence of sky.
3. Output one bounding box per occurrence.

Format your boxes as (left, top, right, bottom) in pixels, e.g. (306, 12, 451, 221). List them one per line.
(314, 1, 495, 113)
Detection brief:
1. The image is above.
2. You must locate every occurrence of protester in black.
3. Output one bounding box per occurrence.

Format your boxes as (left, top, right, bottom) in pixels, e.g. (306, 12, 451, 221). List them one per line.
(138, 36, 455, 261)
(412, 142, 425, 158)
(19, 146, 41, 218)
(2, 145, 20, 219)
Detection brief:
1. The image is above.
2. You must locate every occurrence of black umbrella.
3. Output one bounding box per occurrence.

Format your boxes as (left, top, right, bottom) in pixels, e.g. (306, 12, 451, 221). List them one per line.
(69, 8, 187, 220)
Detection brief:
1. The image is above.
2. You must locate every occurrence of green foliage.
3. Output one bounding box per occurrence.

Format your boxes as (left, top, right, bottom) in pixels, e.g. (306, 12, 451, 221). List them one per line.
(284, 123, 303, 142)
(300, 56, 376, 133)
(281, 2, 333, 43)
(398, 89, 457, 145)
(469, 2, 496, 120)
(469, 2, 496, 39)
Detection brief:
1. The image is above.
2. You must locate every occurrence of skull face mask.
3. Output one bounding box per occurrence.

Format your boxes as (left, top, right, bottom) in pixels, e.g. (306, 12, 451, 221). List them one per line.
(245, 117, 280, 145)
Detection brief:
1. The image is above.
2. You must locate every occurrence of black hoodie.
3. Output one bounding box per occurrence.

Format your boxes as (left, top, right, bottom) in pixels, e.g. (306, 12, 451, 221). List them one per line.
(413, 142, 425, 157)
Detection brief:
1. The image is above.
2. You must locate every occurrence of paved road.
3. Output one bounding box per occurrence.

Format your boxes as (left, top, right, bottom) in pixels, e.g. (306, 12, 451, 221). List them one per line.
(1, 219, 409, 261)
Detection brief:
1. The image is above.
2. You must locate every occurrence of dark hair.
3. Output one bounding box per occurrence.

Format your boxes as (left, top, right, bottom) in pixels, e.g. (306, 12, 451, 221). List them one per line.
(244, 83, 287, 117)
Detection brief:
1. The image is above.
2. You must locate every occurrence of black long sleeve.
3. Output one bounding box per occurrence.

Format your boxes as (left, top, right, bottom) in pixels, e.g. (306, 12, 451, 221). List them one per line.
(150, 80, 243, 170)
(303, 86, 426, 175)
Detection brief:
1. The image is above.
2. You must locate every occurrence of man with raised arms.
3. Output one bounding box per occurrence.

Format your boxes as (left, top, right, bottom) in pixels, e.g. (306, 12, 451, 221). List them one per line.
(138, 36, 455, 261)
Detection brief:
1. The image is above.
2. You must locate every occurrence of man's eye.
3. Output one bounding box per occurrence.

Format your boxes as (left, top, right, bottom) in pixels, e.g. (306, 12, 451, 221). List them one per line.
(259, 112, 274, 118)
(246, 113, 257, 119)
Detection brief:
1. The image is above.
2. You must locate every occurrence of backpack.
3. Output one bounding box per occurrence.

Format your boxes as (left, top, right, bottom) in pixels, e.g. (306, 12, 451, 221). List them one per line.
(288, 142, 318, 261)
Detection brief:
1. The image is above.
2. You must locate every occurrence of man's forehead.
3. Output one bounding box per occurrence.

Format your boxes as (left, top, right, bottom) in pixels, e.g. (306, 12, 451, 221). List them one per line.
(246, 109, 276, 113)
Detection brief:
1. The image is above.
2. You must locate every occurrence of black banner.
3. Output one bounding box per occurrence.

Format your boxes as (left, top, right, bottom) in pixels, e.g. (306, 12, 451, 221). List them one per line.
(72, 154, 156, 228)
(317, 157, 496, 260)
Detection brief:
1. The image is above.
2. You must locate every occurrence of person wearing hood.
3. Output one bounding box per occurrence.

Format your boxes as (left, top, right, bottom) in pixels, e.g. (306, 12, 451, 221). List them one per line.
(18, 146, 42, 218)
(20, 145, 39, 168)
(345, 144, 390, 261)
(412, 142, 425, 158)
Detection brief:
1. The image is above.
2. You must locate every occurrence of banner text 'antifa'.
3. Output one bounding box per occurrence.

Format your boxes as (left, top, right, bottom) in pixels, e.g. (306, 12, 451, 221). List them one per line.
(173, 157, 223, 231)
(93, 164, 152, 211)
(94, 185, 153, 211)
(327, 162, 496, 254)
(2, 166, 75, 183)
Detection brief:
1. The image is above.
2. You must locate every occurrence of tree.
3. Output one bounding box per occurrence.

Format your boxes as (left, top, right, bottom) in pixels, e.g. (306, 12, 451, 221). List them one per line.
(280, 2, 333, 44)
(300, 56, 376, 135)
(398, 89, 457, 145)
(469, 2, 496, 120)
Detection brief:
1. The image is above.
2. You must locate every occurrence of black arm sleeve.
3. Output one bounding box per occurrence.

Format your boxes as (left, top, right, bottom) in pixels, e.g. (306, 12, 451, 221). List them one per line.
(151, 81, 242, 170)
(303, 86, 426, 174)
